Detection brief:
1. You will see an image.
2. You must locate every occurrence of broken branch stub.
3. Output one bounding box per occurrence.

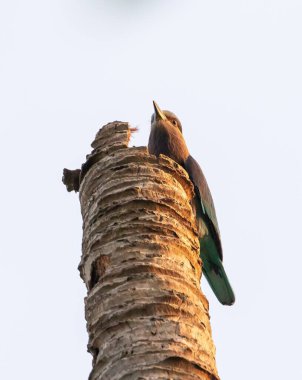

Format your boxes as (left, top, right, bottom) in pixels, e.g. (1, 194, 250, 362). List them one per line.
(63, 121, 219, 380)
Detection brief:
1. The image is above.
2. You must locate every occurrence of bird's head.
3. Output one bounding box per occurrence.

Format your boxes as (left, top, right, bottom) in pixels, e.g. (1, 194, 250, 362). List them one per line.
(151, 101, 183, 133)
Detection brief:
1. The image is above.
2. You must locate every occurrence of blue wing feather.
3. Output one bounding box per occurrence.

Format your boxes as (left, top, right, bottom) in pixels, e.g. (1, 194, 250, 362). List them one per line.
(184, 155, 223, 260)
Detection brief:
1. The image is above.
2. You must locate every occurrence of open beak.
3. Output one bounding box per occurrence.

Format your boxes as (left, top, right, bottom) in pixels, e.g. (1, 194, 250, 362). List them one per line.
(153, 101, 167, 121)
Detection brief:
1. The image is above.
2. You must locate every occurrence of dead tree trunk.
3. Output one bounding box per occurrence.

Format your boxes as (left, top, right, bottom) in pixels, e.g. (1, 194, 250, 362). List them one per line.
(63, 122, 219, 380)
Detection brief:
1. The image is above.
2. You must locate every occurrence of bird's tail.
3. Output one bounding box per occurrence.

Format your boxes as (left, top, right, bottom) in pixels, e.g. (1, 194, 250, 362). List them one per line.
(202, 259, 235, 306)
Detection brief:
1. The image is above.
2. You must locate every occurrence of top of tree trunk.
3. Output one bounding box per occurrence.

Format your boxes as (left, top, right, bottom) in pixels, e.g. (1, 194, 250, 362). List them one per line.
(63, 121, 220, 380)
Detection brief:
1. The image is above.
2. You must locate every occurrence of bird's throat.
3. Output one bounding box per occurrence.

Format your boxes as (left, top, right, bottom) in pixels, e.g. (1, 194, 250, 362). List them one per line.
(148, 123, 189, 165)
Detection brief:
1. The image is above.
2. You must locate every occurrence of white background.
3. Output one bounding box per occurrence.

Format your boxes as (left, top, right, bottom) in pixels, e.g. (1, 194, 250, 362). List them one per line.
(1, 1, 301, 379)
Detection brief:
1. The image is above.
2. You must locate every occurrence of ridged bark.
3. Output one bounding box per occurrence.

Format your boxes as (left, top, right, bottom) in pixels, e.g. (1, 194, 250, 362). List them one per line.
(64, 122, 219, 380)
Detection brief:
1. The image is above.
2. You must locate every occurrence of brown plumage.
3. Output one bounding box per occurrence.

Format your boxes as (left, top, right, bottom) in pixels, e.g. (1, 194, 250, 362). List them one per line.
(148, 110, 189, 165)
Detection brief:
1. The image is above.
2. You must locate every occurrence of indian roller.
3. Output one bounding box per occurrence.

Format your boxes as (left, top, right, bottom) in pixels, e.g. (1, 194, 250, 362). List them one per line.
(148, 101, 235, 305)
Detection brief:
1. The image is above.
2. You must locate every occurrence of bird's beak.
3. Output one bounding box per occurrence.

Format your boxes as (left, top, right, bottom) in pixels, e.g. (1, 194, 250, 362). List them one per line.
(153, 101, 167, 121)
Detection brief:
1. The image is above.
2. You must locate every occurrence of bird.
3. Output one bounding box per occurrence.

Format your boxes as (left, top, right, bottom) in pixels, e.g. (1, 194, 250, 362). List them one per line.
(148, 101, 235, 305)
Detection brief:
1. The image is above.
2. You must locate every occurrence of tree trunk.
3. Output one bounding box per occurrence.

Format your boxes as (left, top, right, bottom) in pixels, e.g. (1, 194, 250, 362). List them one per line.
(63, 122, 219, 380)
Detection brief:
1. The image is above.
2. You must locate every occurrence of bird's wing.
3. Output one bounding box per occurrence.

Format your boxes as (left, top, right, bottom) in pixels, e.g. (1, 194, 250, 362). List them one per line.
(184, 155, 223, 260)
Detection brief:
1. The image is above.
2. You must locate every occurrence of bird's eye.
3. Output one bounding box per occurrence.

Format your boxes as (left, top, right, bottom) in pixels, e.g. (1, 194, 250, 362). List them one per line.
(172, 119, 177, 126)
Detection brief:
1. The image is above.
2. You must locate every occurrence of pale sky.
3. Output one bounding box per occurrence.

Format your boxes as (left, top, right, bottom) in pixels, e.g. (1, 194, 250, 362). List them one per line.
(1, 1, 302, 379)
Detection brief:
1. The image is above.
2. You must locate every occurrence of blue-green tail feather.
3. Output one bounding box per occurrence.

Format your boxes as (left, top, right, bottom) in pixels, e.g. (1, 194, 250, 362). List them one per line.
(202, 257, 235, 306)
(200, 236, 235, 306)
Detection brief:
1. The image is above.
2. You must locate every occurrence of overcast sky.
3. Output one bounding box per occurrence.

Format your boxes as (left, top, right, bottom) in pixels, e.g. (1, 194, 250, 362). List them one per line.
(1, 1, 302, 379)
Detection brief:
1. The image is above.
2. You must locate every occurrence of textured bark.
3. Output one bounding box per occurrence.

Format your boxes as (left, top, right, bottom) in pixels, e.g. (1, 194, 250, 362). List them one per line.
(63, 122, 219, 380)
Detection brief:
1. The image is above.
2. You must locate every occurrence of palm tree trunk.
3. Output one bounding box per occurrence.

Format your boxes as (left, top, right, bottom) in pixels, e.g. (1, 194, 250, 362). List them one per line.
(64, 122, 219, 380)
